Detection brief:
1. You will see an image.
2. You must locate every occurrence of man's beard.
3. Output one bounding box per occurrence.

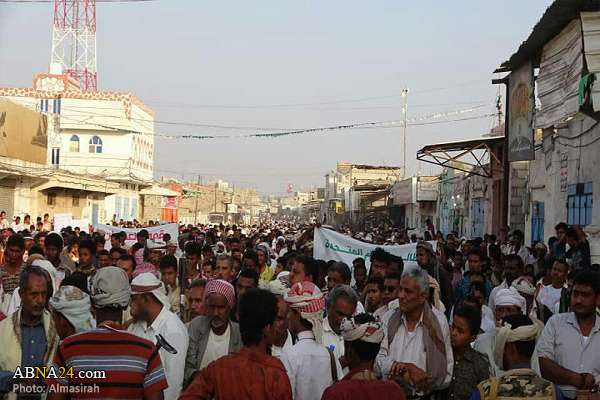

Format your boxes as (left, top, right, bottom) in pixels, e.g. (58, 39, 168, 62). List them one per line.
(211, 318, 225, 329)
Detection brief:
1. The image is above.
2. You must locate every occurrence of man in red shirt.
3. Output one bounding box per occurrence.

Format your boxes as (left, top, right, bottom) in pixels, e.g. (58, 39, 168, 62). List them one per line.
(321, 313, 406, 400)
(46, 266, 168, 400)
(180, 288, 292, 400)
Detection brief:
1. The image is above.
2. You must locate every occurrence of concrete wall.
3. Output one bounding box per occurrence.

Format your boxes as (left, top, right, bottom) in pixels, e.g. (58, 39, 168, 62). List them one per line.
(509, 162, 528, 234)
(1, 93, 154, 182)
(524, 115, 600, 260)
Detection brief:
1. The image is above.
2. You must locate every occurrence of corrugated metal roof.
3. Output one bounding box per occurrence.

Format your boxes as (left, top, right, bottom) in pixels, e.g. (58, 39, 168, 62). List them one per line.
(352, 164, 402, 170)
(496, 0, 595, 72)
(418, 136, 504, 153)
(534, 19, 583, 128)
(582, 11, 600, 72)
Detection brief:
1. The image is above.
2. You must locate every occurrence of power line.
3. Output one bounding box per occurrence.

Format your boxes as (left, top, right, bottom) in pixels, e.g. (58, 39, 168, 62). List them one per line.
(94, 106, 492, 140)
(144, 79, 490, 109)
(46, 99, 493, 113)
(144, 99, 492, 111)
(18, 102, 489, 140)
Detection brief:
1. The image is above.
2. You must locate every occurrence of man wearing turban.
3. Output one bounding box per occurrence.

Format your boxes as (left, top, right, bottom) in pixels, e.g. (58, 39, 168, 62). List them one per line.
(280, 281, 342, 400)
(184, 279, 241, 387)
(321, 313, 406, 400)
(471, 315, 563, 400)
(474, 286, 542, 377)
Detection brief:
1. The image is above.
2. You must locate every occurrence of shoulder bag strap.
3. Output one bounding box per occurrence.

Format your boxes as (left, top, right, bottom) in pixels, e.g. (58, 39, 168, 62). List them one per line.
(387, 309, 401, 346)
(489, 377, 499, 400)
(325, 346, 338, 383)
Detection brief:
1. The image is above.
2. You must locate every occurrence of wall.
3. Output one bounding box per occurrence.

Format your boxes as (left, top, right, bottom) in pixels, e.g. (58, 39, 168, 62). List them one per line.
(509, 162, 528, 234)
(141, 194, 163, 223)
(0, 85, 154, 183)
(29, 188, 89, 218)
(525, 114, 600, 259)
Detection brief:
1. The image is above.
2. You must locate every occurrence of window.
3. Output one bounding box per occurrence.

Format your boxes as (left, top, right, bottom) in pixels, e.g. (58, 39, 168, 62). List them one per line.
(51, 148, 60, 165)
(531, 202, 545, 243)
(72, 194, 79, 207)
(52, 99, 61, 114)
(69, 135, 80, 152)
(89, 136, 103, 153)
(115, 196, 122, 220)
(124, 197, 130, 220)
(567, 182, 593, 226)
(47, 193, 56, 206)
(132, 198, 138, 220)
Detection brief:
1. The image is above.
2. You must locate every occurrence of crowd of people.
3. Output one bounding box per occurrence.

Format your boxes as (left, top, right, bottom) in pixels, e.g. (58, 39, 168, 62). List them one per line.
(0, 214, 598, 400)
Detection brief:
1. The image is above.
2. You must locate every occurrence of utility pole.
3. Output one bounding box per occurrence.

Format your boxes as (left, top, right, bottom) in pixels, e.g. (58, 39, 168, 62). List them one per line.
(193, 174, 200, 225)
(402, 88, 409, 179)
(214, 182, 218, 212)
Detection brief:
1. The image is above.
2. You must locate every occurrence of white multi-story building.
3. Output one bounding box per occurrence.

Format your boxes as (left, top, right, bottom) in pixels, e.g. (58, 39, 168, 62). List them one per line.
(0, 68, 154, 224)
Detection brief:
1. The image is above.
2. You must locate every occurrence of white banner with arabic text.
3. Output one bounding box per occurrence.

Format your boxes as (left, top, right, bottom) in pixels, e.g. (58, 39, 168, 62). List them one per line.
(95, 223, 179, 249)
(314, 227, 435, 271)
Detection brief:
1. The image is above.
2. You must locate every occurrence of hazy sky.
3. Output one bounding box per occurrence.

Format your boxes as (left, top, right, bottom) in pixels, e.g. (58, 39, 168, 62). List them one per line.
(0, 0, 552, 194)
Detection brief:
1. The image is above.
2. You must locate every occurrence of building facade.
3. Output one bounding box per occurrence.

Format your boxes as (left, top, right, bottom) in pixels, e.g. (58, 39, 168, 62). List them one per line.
(0, 71, 155, 224)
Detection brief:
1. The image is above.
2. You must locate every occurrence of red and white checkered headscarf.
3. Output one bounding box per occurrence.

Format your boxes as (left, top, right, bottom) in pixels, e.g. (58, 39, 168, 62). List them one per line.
(134, 247, 145, 265)
(204, 279, 236, 309)
(131, 272, 171, 310)
(284, 281, 325, 313)
(284, 281, 325, 344)
(340, 314, 384, 343)
(132, 262, 159, 279)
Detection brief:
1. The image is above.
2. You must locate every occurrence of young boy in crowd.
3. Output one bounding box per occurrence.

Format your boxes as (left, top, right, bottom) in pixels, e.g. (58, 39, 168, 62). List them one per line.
(445, 306, 491, 400)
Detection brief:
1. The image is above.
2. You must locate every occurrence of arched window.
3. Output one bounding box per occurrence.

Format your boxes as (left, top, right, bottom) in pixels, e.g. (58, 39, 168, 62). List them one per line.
(69, 135, 79, 152)
(89, 136, 103, 154)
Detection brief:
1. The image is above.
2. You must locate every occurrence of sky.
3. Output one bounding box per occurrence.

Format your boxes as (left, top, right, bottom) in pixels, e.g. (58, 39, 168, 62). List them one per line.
(0, 0, 552, 195)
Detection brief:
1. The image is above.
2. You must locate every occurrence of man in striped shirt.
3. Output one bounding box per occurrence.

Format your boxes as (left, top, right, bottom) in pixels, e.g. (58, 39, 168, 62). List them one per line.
(47, 267, 168, 400)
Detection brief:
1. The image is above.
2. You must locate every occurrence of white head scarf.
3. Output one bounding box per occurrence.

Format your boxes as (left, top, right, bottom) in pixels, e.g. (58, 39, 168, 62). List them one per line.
(511, 276, 536, 296)
(131, 272, 172, 310)
(49, 285, 93, 333)
(494, 287, 526, 314)
(90, 266, 131, 309)
(267, 272, 290, 296)
(493, 320, 540, 369)
(32, 259, 57, 294)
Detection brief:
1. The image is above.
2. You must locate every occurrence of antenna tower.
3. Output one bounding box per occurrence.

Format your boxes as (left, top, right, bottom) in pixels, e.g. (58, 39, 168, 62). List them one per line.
(51, 0, 98, 91)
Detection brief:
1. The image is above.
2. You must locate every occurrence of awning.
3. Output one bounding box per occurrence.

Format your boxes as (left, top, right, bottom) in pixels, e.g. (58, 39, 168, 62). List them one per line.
(34, 173, 120, 194)
(416, 136, 504, 178)
(139, 185, 180, 197)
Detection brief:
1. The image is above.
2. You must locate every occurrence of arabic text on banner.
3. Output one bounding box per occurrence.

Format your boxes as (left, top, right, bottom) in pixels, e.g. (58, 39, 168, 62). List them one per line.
(95, 223, 179, 249)
(314, 227, 436, 271)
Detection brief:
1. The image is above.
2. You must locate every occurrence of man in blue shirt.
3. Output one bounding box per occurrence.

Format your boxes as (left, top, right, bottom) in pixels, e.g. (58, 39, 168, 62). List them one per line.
(0, 265, 58, 398)
(553, 223, 568, 260)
